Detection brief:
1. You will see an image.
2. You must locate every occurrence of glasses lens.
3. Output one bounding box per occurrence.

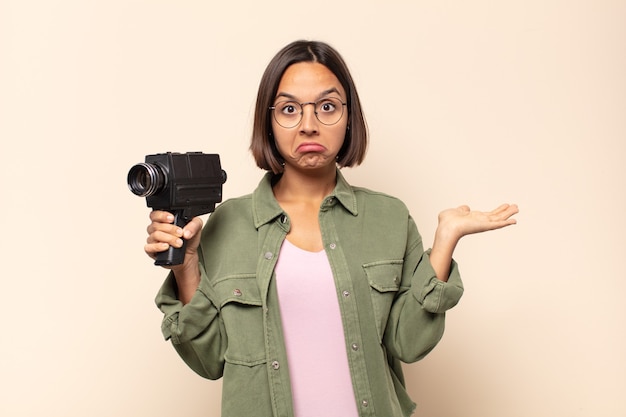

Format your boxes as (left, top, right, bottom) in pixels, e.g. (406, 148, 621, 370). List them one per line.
(273, 101, 302, 128)
(315, 97, 345, 126)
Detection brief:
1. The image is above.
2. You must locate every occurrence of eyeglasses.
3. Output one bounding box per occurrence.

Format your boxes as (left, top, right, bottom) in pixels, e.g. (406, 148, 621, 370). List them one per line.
(269, 97, 347, 129)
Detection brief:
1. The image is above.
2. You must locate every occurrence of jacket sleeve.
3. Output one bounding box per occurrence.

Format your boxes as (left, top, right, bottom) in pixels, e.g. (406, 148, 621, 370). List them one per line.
(382, 215, 464, 363)
(155, 263, 226, 380)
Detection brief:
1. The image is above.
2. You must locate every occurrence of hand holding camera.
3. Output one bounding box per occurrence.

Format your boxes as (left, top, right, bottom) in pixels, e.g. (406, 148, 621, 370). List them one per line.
(127, 152, 227, 266)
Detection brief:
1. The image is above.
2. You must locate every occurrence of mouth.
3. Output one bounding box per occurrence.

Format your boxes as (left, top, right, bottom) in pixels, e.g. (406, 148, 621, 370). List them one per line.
(296, 142, 326, 153)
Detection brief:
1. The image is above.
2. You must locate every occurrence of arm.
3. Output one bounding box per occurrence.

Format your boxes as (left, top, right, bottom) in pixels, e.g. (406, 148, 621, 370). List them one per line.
(381, 218, 464, 363)
(382, 204, 518, 362)
(148, 211, 226, 379)
(430, 204, 519, 282)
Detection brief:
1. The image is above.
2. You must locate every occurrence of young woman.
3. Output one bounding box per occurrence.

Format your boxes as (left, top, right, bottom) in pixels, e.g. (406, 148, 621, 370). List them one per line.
(145, 40, 518, 417)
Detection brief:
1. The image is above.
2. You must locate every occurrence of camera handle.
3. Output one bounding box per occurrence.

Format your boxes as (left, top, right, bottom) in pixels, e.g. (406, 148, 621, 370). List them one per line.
(154, 210, 189, 266)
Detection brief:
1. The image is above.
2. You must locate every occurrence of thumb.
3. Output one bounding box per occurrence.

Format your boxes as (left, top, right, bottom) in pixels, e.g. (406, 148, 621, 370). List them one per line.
(183, 216, 204, 240)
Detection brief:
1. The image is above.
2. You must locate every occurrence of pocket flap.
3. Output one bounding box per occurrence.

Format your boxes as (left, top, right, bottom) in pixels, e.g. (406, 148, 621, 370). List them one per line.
(363, 261, 403, 293)
(213, 274, 262, 308)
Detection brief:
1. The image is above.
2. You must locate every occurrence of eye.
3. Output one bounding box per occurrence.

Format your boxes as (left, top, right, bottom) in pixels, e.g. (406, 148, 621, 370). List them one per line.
(278, 102, 299, 115)
(318, 98, 339, 113)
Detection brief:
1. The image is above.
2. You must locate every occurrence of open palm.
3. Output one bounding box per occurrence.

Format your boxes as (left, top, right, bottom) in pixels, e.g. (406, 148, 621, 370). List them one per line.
(438, 204, 519, 240)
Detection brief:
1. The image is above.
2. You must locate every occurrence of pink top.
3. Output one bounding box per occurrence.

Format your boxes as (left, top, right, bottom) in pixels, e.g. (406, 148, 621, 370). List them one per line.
(275, 239, 359, 417)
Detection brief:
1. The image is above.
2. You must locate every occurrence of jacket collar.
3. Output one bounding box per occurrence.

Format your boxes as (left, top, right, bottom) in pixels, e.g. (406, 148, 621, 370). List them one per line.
(252, 168, 358, 229)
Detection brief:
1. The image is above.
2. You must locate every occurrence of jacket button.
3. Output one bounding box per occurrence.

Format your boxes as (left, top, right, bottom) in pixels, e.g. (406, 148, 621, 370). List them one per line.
(233, 289, 242, 297)
(264, 252, 273, 260)
(361, 399, 369, 407)
(342, 290, 350, 297)
(271, 361, 280, 370)
(351, 343, 359, 351)
(329, 243, 336, 250)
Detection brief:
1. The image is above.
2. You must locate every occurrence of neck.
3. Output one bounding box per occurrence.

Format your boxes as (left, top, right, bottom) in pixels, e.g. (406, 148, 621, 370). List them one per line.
(273, 165, 337, 203)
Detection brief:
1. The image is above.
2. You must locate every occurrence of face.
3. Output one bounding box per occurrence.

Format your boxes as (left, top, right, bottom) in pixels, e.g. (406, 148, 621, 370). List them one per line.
(271, 62, 348, 173)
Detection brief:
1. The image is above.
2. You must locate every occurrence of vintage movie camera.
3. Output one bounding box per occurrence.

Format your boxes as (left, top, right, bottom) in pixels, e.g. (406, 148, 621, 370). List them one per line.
(127, 152, 227, 266)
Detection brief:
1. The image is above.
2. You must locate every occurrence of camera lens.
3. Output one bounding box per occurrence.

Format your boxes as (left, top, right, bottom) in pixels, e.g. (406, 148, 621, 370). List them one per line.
(127, 163, 167, 197)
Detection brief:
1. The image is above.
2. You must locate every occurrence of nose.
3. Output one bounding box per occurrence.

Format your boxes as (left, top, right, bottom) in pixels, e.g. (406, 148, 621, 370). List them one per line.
(299, 102, 319, 134)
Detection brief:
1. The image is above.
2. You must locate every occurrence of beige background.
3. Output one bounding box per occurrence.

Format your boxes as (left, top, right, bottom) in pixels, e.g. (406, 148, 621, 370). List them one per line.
(1, 1, 624, 416)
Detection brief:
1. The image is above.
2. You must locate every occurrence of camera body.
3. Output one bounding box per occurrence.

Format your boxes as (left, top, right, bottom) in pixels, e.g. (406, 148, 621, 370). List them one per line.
(127, 152, 227, 265)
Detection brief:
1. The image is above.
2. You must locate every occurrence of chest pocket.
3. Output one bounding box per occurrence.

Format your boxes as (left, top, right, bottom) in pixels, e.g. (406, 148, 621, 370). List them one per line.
(213, 274, 266, 366)
(363, 260, 403, 341)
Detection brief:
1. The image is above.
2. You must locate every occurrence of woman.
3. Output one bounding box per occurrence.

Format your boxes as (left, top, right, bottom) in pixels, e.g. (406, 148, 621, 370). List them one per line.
(146, 40, 518, 417)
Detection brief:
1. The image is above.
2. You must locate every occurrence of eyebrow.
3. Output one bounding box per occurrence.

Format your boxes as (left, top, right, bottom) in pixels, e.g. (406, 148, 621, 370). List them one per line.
(275, 87, 343, 102)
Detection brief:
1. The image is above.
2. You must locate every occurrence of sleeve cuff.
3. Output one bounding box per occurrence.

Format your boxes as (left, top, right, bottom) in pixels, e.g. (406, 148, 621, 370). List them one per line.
(413, 249, 464, 313)
(155, 272, 216, 344)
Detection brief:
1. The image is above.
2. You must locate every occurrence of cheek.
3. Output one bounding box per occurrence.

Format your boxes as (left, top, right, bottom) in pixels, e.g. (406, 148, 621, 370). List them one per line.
(270, 120, 284, 143)
(271, 131, 291, 155)
(330, 124, 348, 146)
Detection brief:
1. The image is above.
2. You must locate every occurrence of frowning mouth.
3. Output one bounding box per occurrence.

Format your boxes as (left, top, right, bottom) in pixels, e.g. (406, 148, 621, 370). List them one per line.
(296, 142, 326, 153)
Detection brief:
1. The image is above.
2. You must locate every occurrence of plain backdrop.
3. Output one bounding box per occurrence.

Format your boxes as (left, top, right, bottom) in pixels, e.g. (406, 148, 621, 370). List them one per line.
(1, 1, 624, 416)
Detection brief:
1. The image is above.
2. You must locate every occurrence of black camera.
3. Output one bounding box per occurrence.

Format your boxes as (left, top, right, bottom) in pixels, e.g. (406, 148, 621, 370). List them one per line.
(127, 152, 227, 266)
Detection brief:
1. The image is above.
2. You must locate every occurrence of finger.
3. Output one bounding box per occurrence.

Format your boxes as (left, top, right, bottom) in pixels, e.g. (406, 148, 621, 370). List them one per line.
(492, 213, 518, 228)
(497, 204, 519, 220)
(491, 203, 519, 219)
(147, 218, 184, 237)
(144, 241, 170, 258)
(496, 218, 517, 228)
(489, 204, 511, 215)
(147, 229, 184, 248)
(149, 210, 175, 223)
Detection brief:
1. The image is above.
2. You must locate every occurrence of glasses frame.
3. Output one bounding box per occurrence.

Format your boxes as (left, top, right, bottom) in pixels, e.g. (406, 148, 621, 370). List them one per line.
(269, 98, 348, 129)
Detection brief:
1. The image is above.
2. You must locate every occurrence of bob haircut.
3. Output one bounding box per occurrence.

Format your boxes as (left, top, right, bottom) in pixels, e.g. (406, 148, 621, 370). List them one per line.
(250, 40, 368, 173)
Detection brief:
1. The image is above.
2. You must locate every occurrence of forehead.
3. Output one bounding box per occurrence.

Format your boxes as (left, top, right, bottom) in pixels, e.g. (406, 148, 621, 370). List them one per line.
(276, 62, 346, 99)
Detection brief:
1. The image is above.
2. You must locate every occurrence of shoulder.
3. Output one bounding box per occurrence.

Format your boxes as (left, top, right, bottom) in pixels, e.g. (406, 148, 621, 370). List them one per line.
(206, 193, 254, 225)
(217, 193, 254, 210)
(351, 185, 410, 215)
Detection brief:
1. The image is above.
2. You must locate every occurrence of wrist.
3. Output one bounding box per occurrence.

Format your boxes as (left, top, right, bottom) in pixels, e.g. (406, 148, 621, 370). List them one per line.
(172, 255, 201, 304)
(433, 225, 461, 253)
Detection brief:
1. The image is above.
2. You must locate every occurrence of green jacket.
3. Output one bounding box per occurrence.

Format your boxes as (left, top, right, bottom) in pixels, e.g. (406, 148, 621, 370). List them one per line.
(156, 169, 464, 417)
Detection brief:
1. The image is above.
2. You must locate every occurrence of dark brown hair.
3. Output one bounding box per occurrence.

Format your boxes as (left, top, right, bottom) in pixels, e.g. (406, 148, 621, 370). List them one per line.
(250, 40, 368, 173)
